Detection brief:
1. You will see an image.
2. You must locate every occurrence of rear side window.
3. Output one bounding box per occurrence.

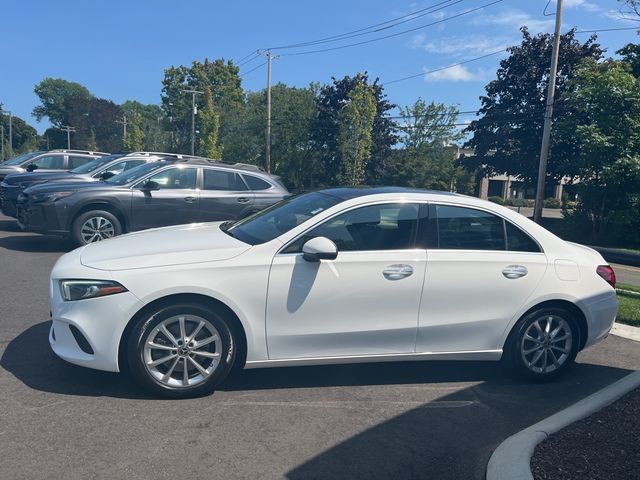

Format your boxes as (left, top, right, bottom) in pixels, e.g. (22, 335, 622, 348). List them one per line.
(68, 155, 94, 169)
(30, 155, 65, 169)
(427, 204, 540, 252)
(203, 169, 247, 191)
(243, 175, 272, 191)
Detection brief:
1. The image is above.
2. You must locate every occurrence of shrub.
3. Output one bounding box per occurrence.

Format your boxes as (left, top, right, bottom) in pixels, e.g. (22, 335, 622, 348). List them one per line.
(488, 196, 504, 205)
(544, 197, 561, 209)
(503, 197, 516, 206)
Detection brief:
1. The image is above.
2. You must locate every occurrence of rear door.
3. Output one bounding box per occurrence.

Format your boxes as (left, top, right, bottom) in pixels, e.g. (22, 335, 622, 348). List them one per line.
(129, 166, 199, 230)
(197, 168, 254, 221)
(416, 203, 548, 353)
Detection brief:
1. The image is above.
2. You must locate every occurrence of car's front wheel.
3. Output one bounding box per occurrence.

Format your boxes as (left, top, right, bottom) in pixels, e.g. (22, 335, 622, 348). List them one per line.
(127, 303, 236, 398)
(505, 307, 580, 381)
(71, 210, 122, 246)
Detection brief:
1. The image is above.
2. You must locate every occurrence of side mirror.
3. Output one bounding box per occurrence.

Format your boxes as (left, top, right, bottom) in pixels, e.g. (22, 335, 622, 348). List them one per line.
(99, 171, 116, 180)
(302, 237, 338, 262)
(141, 180, 160, 191)
(26, 164, 38, 172)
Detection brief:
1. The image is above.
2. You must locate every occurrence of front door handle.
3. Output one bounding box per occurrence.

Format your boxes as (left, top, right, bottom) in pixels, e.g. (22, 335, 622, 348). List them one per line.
(237, 197, 250, 204)
(184, 196, 197, 203)
(502, 265, 528, 279)
(383, 264, 414, 280)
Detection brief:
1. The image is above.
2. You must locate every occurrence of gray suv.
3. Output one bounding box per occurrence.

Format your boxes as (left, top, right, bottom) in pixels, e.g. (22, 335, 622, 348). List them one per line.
(0, 149, 108, 181)
(17, 157, 289, 245)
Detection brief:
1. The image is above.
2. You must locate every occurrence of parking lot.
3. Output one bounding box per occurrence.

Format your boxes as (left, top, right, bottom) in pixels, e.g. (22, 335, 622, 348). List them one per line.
(0, 212, 639, 480)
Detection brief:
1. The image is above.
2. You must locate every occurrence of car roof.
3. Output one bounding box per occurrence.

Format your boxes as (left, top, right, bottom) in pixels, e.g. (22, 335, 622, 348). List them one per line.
(319, 186, 461, 200)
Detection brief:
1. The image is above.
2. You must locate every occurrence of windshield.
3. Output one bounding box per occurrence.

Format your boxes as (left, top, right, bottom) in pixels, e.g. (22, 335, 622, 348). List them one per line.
(106, 161, 169, 185)
(227, 192, 343, 245)
(71, 154, 125, 174)
(1, 151, 42, 166)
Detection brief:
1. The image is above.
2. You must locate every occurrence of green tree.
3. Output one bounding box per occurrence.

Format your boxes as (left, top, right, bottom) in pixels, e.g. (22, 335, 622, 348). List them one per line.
(338, 84, 376, 185)
(32, 78, 93, 127)
(64, 96, 123, 152)
(198, 88, 223, 159)
(161, 58, 243, 154)
(124, 112, 144, 151)
(464, 28, 603, 183)
(554, 59, 640, 242)
(122, 101, 169, 151)
(618, 42, 640, 78)
(0, 105, 38, 158)
(312, 73, 397, 186)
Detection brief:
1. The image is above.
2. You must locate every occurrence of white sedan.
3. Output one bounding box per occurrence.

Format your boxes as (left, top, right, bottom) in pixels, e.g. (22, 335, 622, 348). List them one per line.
(49, 188, 618, 397)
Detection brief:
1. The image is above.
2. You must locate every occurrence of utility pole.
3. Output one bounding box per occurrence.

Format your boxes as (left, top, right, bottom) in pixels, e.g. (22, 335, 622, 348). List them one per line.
(59, 125, 76, 149)
(115, 114, 129, 142)
(533, 0, 563, 223)
(181, 89, 204, 156)
(0, 109, 12, 158)
(257, 50, 278, 173)
(1, 124, 4, 161)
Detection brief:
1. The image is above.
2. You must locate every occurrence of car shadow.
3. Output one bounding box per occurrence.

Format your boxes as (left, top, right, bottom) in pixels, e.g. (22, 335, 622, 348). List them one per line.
(0, 233, 73, 253)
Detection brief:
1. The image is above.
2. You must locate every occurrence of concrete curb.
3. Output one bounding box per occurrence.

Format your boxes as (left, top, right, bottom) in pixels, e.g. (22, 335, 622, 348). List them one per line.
(611, 322, 640, 342)
(486, 369, 640, 480)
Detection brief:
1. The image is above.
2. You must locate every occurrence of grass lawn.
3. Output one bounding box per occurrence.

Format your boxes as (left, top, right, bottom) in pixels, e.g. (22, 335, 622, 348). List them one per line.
(616, 283, 640, 327)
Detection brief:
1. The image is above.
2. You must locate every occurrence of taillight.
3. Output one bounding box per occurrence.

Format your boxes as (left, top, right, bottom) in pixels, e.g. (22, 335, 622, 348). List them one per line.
(596, 265, 616, 289)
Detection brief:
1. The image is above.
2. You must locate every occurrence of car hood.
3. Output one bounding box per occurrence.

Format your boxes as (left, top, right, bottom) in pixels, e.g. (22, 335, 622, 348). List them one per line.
(3, 171, 79, 186)
(80, 222, 251, 271)
(0, 166, 24, 175)
(23, 180, 115, 195)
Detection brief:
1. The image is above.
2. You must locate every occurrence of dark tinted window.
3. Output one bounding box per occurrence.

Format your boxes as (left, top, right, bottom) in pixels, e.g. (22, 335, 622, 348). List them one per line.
(30, 155, 65, 169)
(243, 175, 272, 191)
(146, 167, 197, 190)
(283, 203, 419, 253)
(435, 205, 505, 250)
(68, 155, 94, 169)
(203, 169, 247, 191)
(506, 222, 541, 252)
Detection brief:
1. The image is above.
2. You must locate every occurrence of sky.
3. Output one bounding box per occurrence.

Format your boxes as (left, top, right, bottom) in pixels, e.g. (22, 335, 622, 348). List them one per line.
(1, 0, 638, 134)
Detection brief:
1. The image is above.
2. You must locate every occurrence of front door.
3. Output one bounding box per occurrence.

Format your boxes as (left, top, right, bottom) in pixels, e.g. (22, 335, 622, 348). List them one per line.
(416, 204, 548, 353)
(266, 203, 426, 359)
(129, 166, 200, 230)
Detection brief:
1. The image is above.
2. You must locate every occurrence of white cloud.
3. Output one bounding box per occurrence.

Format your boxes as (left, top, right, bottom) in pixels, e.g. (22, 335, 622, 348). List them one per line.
(424, 64, 486, 82)
(411, 34, 514, 56)
(603, 9, 640, 23)
(563, 0, 601, 12)
(471, 9, 555, 33)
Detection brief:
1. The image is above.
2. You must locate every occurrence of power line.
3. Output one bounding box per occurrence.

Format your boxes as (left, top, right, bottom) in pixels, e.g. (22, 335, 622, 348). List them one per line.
(240, 61, 267, 77)
(237, 53, 262, 67)
(574, 26, 640, 33)
(268, 0, 464, 51)
(279, 0, 505, 57)
(384, 49, 507, 85)
(235, 50, 259, 64)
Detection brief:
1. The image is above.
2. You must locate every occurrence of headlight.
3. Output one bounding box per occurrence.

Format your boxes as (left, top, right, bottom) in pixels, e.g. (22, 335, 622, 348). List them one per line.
(59, 280, 128, 301)
(32, 191, 74, 203)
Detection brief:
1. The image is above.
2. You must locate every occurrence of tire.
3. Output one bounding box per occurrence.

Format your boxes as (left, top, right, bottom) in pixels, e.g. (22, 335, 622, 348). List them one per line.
(71, 210, 122, 246)
(504, 307, 580, 382)
(127, 303, 236, 398)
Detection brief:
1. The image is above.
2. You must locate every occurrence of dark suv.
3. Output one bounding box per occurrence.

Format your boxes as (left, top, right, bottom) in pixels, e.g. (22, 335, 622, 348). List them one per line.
(17, 157, 289, 245)
(1, 152, 179, 217)
(0, 149, 108, 181)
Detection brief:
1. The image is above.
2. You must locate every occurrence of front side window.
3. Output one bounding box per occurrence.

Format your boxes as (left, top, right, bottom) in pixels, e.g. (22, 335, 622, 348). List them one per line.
(282, 203, 419, 253)
(145, 167, 197, 189)
(30, 155, 65, 170)
(203, 169, 247, 191)
(107, 161, 171, 185)
(430, 204, 540, 252)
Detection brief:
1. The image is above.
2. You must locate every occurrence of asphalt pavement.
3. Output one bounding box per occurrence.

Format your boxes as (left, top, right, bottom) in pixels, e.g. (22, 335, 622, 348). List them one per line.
(0, 213, 639, 480)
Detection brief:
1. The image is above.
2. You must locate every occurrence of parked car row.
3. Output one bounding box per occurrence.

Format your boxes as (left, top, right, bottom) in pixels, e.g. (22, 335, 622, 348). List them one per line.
(0, 150, 290, 245)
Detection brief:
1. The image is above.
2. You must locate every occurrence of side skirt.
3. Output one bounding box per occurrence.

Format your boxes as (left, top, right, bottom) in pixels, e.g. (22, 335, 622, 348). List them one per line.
(244, 349, 503, 369)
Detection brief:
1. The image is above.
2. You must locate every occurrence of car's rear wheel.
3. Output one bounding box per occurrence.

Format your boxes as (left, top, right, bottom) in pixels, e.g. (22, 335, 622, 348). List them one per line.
(71, 210, 122, 246)
(505, 307, 580, 381)
(127, 303, 236, 398)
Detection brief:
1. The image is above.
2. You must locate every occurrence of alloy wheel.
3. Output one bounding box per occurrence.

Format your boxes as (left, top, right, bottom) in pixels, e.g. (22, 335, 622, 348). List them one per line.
(80, 216, 115, 243)
(520, 315, 573, 374)
(142, 314, 222, 388)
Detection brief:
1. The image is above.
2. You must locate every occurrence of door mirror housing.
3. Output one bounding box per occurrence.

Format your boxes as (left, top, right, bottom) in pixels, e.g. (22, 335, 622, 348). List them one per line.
(26, 164, 38, 172)
(302, 237, 338, 262)
(99, 171, 116, 180)
(141, 180, 160, 191)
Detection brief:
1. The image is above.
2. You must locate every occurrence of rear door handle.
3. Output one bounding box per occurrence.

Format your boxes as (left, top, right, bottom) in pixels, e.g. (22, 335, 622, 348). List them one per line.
(383, 264, 414, 280)
(184, 196, 197, 203)
(502, 265, 528, 279)
(237, 197, 250, 204)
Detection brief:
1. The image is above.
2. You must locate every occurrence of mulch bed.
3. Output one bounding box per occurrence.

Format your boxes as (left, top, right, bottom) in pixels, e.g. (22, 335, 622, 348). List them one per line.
(531, 386, 640, 480)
